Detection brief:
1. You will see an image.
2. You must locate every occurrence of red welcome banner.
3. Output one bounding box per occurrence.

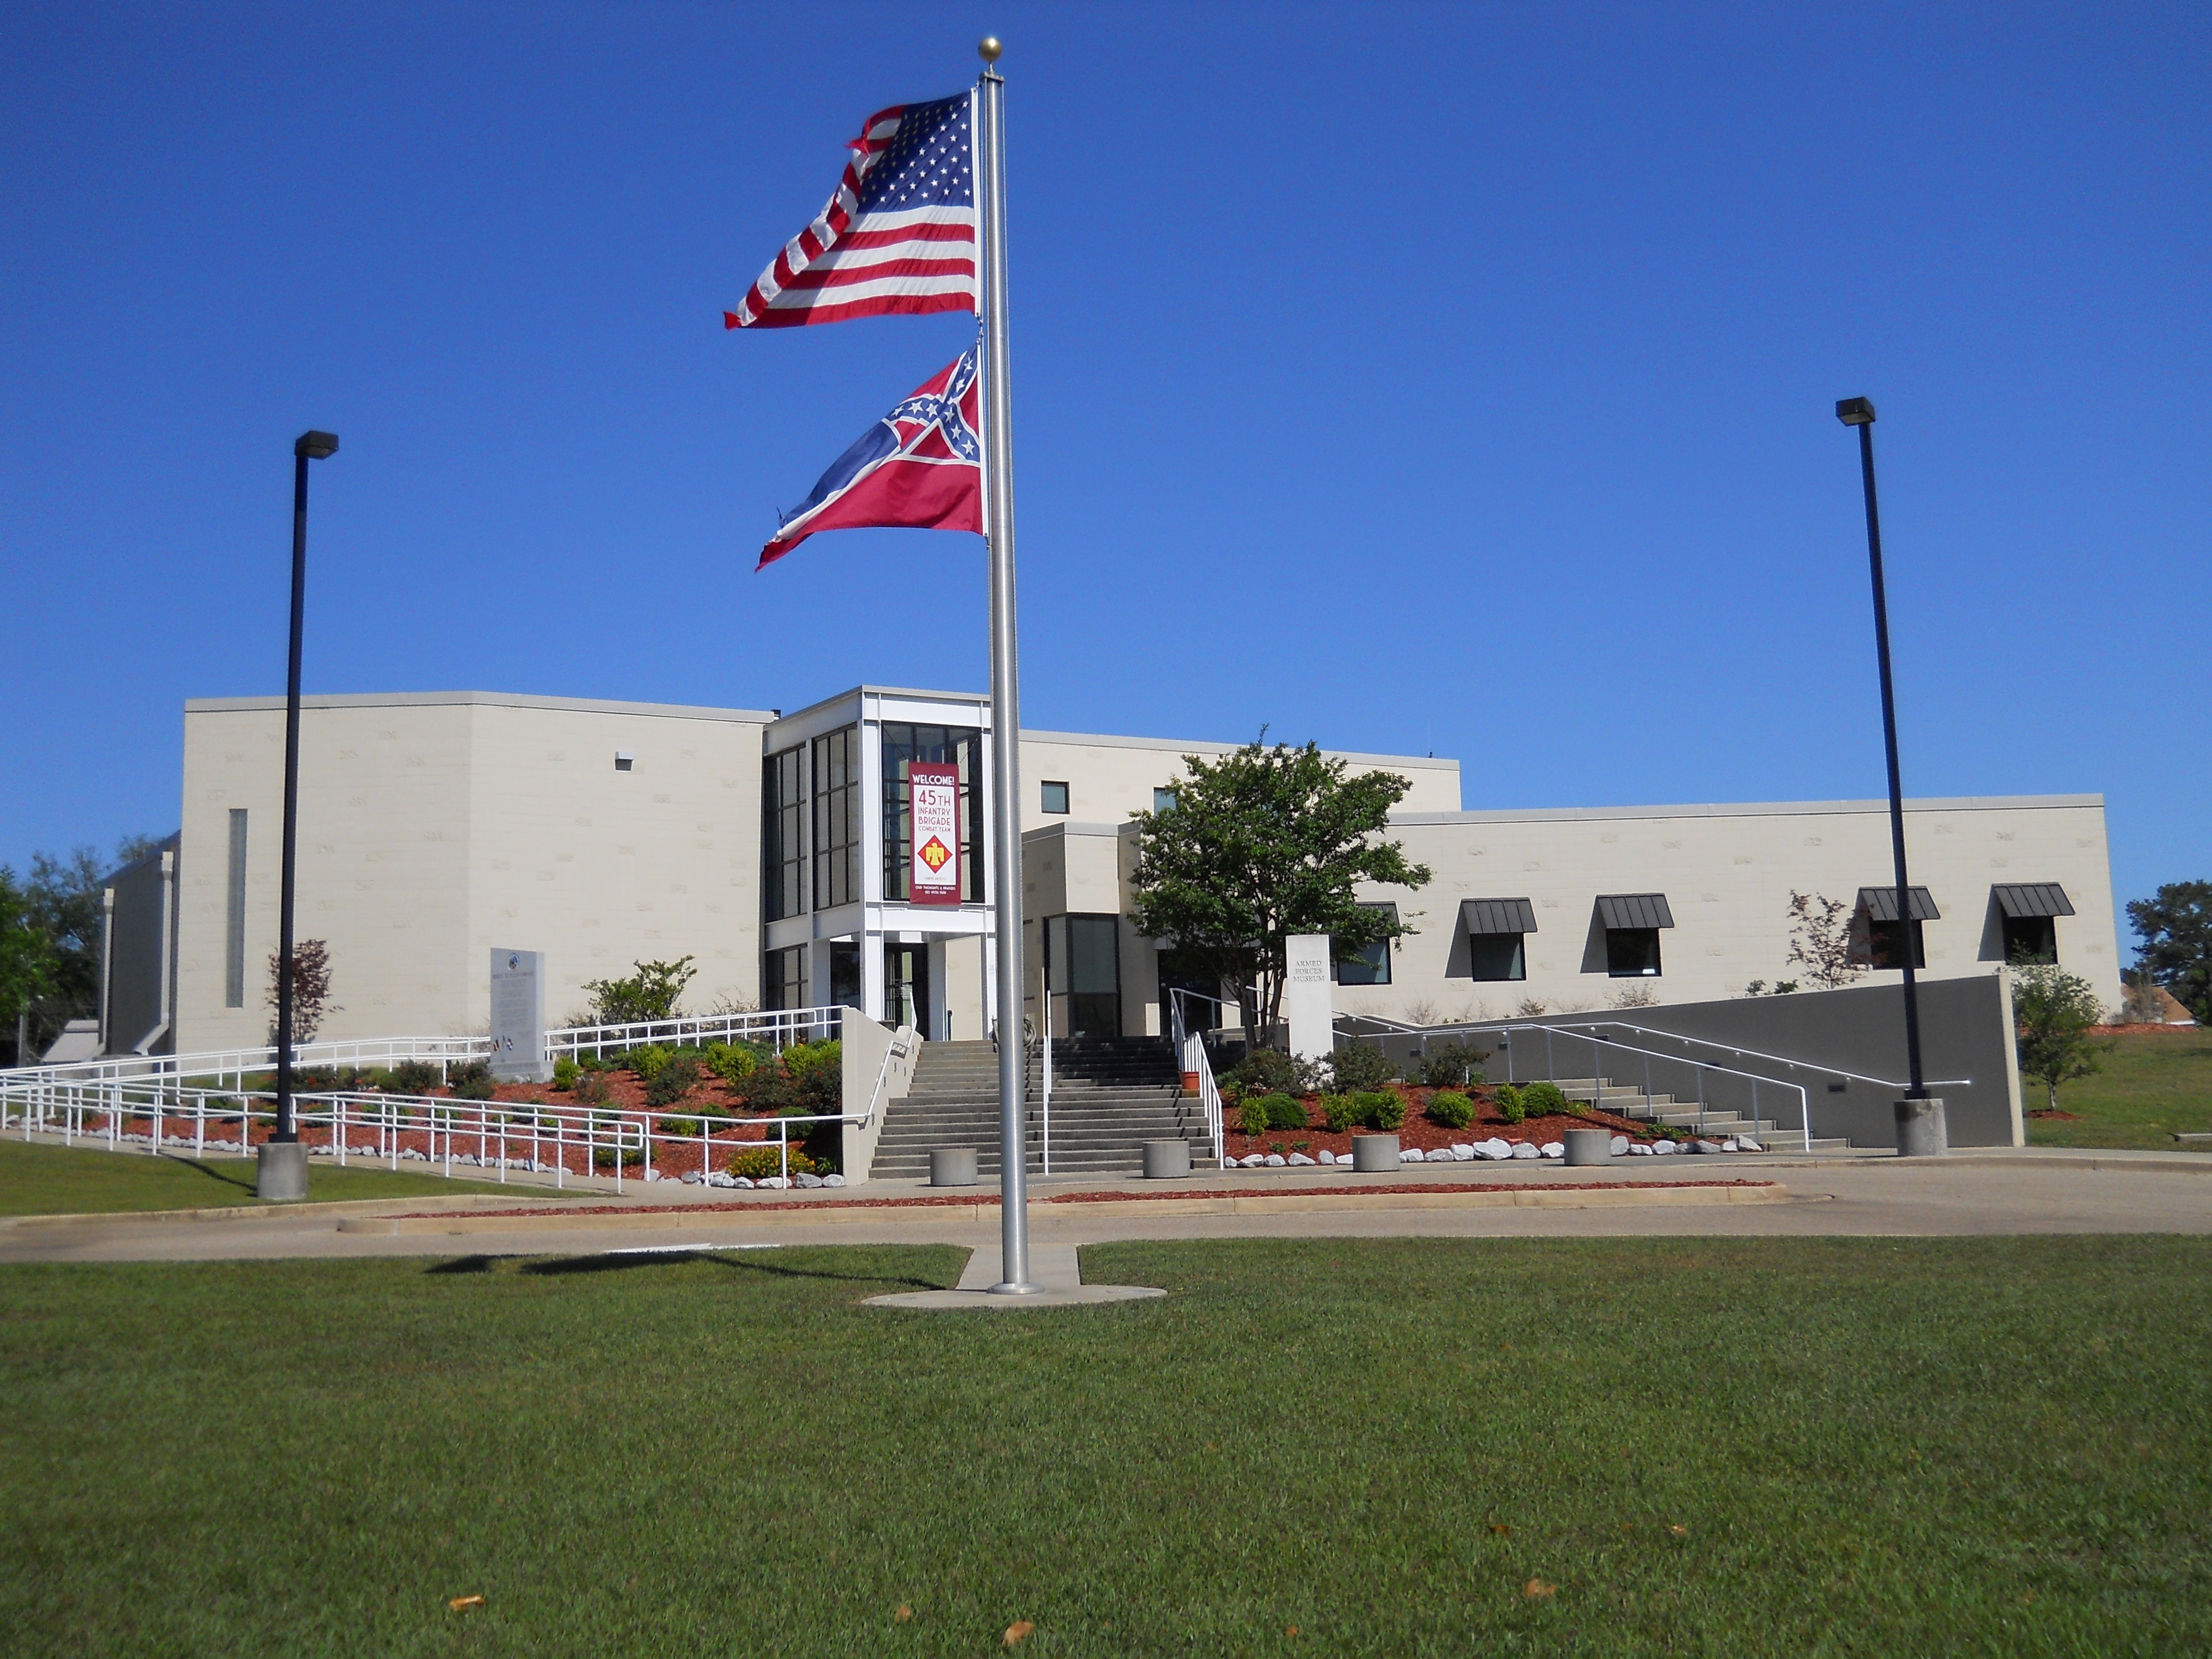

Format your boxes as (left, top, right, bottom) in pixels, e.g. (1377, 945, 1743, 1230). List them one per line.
(909, 763, 962, 905)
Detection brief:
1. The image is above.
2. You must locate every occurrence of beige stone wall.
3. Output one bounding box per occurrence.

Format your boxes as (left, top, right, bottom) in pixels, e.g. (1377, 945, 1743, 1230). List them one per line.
(1333, 796, 2120, 1021)
(175, 693, 768, 1050)
(1018, 730, 1460, 832)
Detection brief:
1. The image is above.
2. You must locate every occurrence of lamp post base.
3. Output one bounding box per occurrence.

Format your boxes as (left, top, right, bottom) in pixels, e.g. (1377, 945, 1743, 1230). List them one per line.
(255, 1141, 310, 1201)
(1894, 1097, 1948, 1157)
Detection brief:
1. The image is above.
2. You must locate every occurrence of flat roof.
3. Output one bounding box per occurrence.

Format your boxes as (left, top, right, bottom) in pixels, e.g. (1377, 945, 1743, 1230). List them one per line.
(1394, 794, 2104, 827)
(184, 690, 778, 723)
(1022, 727, 1459, 772)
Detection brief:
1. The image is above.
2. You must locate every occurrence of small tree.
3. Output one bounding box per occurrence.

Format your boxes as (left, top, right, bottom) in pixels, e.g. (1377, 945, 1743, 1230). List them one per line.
(1127, 736, 1431, 1037)
(2127, 880, 2212, 1025)
(1785, 891, 1863, 991)
(2011, 963, 2111, 1111)
(268, 939, 339, 1044)
(0, 868, 57, 1065)
(583, 956, 697, 1025)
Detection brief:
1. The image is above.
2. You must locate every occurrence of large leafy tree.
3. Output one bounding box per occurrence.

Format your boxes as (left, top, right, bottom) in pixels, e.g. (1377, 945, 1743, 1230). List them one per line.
(2, 836, 170, 1065)
(2127, 881, 2212, 1024)
(1129, 737, 1431, 1035)
(0, 868, 58, 1065)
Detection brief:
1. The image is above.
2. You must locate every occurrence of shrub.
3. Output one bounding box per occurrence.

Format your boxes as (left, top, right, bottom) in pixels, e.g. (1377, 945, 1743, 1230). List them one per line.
(1427, 1089, 1475, 1129)
(703, 1040, 762, 1086)
(780, 1039, 842, 1081)
(583, 956, 696, 1025)
(1225, 1047, 1301, 1096)
(592, 1144, 644, 1170)
(1355, 1090, 1405, 1131)
(657, 1115, 702, 1138)
(645, 1056, 703, 1109)
(729, 1144, 817, 1181)
(1327, 1042, 1397, 1095)
(388, 1060, 440, 1095)
(1321, 1094, 1364, 1133)
(1238, 1097, 1273, 1136)
(570, 1070, 612, 1108)
(447, 1061, 497, 1102)
(1493, 1084, 1525, 1124)
(1417, 1040, 1490, 1089)
(620, 1044, 675, 1081)
(1519, 1081, 1570, 1118)
(1260, 1093, 1308, 1131)
(551, 1057, 579, 1091)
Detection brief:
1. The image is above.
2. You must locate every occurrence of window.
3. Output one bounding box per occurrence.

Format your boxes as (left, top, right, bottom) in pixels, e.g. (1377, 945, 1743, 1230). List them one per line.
(762, 747, 805, 921)
(763, 945, 805, 1011)
(1460, 898, 1535, 983)
(1853, 886, 1937, 971)
(885, 941, 931, 1032)
(223, 808, 248, 1008)
(812, 727, 859, 910)
(1334, 902, 1397, 985)
(1152, 788, 1178, 815)
(1045, 915, 1121, 1037)
(2003, 915, 2057, 966)
(613, 753, 633, 771)
(1040, 780, 1070, 815)
(881, 723, 982, 902)
(828, 941, 862, 1010)
(1593, 894, 1672, 977)
(1606, 929, 1663, 977)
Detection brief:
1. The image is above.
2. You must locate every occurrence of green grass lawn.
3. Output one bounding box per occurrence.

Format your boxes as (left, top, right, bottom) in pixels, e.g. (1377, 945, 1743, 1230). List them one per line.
(0, 1137, 561, 1216)
(2028, 1029, 2212, 1150)
(3, 1237, 2207, 1655)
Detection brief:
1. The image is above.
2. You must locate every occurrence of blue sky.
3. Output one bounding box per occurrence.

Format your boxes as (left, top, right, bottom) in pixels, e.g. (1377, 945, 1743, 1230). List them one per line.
(4, 3, 2205, 941)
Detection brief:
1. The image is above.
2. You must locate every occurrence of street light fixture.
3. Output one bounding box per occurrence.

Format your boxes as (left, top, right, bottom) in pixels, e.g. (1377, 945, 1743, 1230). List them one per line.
(257, 429, 340, 1200)
(1835, 397, 1944, 1155)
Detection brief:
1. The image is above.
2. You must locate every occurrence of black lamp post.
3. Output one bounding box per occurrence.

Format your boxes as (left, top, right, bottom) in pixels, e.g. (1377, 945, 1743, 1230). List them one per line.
(257, 429, 338, 1200)
(1835, 397, 1943, 1154)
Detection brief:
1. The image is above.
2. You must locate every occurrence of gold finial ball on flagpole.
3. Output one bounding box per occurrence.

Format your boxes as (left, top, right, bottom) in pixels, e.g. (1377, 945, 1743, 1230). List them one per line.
(978, 36, 1002, 62)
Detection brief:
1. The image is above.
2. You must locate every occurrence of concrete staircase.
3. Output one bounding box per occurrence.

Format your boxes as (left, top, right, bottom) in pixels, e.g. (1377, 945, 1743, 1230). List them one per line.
(1547, 1076, 1850, 1151)
(869, 1037, 1216, 1181)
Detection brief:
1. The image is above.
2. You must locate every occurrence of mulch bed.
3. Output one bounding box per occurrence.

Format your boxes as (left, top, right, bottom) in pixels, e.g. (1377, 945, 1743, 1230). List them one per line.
(1218, 1084, 1673, 1164)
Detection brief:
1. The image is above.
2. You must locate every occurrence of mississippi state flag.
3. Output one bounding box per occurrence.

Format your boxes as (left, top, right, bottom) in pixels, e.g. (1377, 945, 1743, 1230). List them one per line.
(758, 338, 982, 570)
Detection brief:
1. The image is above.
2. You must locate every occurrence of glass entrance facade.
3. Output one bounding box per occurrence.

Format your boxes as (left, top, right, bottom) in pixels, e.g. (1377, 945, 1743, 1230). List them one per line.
(881, 723, 983, 903)
(1046, 914, 1121, 1037)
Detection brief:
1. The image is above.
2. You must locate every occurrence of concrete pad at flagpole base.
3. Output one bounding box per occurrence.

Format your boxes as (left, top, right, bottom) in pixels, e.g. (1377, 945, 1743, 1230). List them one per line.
(866, 1241, 1164, 1310)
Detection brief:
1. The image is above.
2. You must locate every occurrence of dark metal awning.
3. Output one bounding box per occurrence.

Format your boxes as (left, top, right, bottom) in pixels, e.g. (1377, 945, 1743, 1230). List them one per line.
(1459, 898, 1537, 936)
(1595, 893, 1674, 930)
(1856, 886, 1940, 923)
(1993, 883, 2074, 919)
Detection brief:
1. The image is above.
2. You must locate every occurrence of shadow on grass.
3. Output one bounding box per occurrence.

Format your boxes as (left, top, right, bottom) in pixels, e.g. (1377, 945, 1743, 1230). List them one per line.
(512, 1249, 955, 1291)
(161, 1155, 258, 1195)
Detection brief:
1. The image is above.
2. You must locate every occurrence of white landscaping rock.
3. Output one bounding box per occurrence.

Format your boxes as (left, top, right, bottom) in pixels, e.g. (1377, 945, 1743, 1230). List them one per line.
(1539, 1141, 1565, 1159)
(1287, 1152, 1316, 1166)
(1738, 1137, 1764, 1152)
(1451, 1144, 1475, 1161)
(1628, 1141, 1654, 1156)
(758, 1176, 788, 1190)
(1317, 1149, 1338, 1165)
(1511, 1142, 1540, 1160)
(1402, 1147, 1425, 1162)
(722, 1174, 748, 1188)
(795, 1172, 823, 1188)
(1651, 1140, 1676, 1155)
(1694, 1139, 1724, 1155)
(1610, 1135, 1631, 1156)
(1480, 1139, 1513, 1160)
(823, 1173, 846, 1187)
(1263, 1153, 1287, 1167)
(1720, 1139, 1740, 1152)
(681, 1170, 704, 1185)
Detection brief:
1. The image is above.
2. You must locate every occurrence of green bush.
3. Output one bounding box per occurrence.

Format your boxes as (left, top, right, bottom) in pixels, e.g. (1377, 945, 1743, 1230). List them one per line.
(583, 956, 696, 1026)
(780, 1040, 842, 1081)
(657, 1115, 702, 1138)
(570, 1070, 612, 1108)
(1493, 1084, 1525, 1124)
(644, 1056, 703, 1109)
(620, 1044, 675, 1081)
(1356, 1091, 1405, 1132)
(1520, 1081, 1571, 1118)
(729, 1144, 816, 1181)
(1238, 1097, 1273, 1137)
(1259, 1093, 1308, 1131)
(592, 1144, 644, 1170)
(1321, 1094, 1364, 1133)
(551, 1057, 579, 1091)
(1225, 1047, 1301, 1096)
(1326, 1042, 1397, 1095)
(447, 1061, 497, 1102)
(388, 1060, 440, 1095)
(1427, 1089, 1475, 1129)
(1417, 1040, 1490, 1089)
(703, 1040, 763, 1086)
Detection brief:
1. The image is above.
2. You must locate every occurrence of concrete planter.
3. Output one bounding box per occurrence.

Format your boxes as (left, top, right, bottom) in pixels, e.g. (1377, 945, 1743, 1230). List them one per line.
(929, 1147, 978, 1188)
(1895, 1097, 1948, 1157)
(255, 1141, 310, 1201)
(1142, 1139, 1191, 1180)
(1563, 1127, 1613, 1167)
(1352, 1134, 1400, 1173)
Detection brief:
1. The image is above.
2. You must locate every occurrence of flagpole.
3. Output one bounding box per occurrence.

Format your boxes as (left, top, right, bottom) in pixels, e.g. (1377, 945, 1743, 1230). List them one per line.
(975, 36, 1034, 1292)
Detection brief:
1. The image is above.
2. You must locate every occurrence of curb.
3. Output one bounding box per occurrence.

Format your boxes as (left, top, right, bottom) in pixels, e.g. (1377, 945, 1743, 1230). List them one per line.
(0, 1191, 599, 1231)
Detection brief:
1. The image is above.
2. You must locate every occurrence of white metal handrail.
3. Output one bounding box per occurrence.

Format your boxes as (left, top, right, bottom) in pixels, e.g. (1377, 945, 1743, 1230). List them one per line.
(1168, 988, 1225, 1165)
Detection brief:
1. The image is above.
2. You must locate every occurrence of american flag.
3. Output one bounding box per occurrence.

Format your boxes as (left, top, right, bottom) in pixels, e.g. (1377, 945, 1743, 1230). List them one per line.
(725, 92, 978, 330)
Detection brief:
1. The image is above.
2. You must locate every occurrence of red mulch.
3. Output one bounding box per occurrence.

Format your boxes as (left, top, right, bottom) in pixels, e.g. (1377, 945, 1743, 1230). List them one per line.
(1218, 1084, 1671, 1162)
(2026, 1108, 2080, 1120)
(387, 1177, 1781, 1221)
(2088, 1023, 2201, 1036)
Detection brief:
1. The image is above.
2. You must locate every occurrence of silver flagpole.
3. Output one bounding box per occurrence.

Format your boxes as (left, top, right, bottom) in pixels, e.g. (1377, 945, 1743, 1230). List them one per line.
(975, 37, 1033, 1292)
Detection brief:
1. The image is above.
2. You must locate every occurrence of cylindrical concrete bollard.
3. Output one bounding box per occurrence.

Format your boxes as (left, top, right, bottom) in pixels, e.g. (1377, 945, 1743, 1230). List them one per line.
(1352, 1133, 1400, 1172)
(1563, 1126, 1613, 1167)
(1142, 1139, 1191, 1180)
(1894, 1097, 1948, 1157)
(930, 1147, 979, 1187)
(255, 1141, 310, 1201)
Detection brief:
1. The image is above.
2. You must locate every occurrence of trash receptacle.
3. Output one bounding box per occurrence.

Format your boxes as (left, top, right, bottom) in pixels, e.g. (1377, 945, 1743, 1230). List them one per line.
(1352, 1134, 1400, 1173)
(1563, 1127, 1613, 1167)
(1142, 1139, 1191, 1180)
(930, 1147, 978, 1188)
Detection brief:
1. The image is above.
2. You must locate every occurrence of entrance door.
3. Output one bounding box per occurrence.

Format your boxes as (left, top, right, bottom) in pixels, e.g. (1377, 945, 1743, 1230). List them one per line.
(884, 942, 930, 1035)
(1046, 915, 1121, 1039)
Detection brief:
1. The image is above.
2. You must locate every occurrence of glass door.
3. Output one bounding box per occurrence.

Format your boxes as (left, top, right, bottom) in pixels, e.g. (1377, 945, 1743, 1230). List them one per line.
(884, 942, 931, 1034)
